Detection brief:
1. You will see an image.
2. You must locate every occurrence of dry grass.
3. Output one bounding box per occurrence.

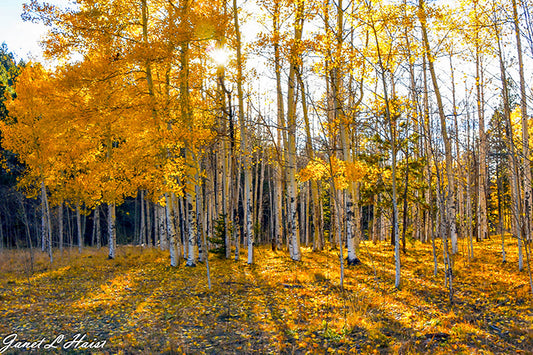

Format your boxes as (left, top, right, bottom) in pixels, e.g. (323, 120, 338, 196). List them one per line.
(0, 237, 532, 354)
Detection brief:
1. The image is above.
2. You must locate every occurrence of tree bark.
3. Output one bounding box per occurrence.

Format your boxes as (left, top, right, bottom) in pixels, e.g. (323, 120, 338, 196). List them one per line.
(495, 17, 524, 271)
(285, 0, 303, 261)
(185, 189, 197, 267)
(76, 201, 82, 254)
(59, 202, 64, 254)
(418, 0, 457, 255)
(166, 193, 179, 267)
(512, 0, 532, 245)
(108, 203, 116, 259)
(232, 0, 254, 264)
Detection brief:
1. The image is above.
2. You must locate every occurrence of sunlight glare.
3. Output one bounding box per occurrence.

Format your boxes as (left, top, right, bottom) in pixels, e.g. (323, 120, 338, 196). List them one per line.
(210, 47, 230, 67)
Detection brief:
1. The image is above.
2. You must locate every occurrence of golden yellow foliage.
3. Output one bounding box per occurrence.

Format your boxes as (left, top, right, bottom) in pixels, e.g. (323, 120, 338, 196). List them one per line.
(298, 157, 370, 190)
(0, 238, 531, 353)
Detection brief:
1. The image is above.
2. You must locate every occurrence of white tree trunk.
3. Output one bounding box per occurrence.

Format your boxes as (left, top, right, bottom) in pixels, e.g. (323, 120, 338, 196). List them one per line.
(59, 202, 64, 254)
(108, 203, 116, 259)
(158, 203, 168, 250)
(41, 181, 53, 263)
(76, 201, 83, 254)
(196, 182, 205, 263)
(165, 193, 178, 267)
(285, 0, 303, 261)
(418, 0, 457, 255)
(186, 190, 197, 267)
(41, 181, 46, 253)
(513, 0, 532, 244)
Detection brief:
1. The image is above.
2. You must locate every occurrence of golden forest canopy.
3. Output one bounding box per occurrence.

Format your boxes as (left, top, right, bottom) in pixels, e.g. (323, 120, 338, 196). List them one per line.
(7, 0, 527, 201)
(1, 0, 533, 289)
(5, 0, 230, 207)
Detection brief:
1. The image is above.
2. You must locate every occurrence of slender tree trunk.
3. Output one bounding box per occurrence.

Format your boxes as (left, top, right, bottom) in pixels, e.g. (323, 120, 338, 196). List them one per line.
(466, 118, 475, 260)
(476, 42, 488, 243)
(284, 0, 303, 261)
(401, 156, 409, 255)
(223, 147, 230, 258)
(333, 0, 359, 266)
(418, 0, 457, 256)
(256, 148, 265, 241)
(272, 0, 285, 252)
(59, 202, 64, 255)
(178, 196, 186, 257)
(146, 199, 152, 246)
(512, 0, 532, 245)
(369, 5, 400, 287)
(41, 181, 46, 253)
(108, 203, 116, 259)
(157, 204, 167, 250)
(337, 189, 345, 288)
(435, 153, 454, 304)
(41, 181, 53, 263)
(95, 205, 101, 249)
(166, 193, 179, 267)
(495, 20, 524, 271)
(140, 190, 146, 245)
(154, 204, 160, 248)
(296, 59, 323, 252)
(67, 207, 72, 252)
(305, 183, 310, 246)
(233, 157, 242, 260)
(186, 189, 197, 267)
(196, 178, 204, 263)
(451, 56, 464, 255)
(202, 189, 212, 289)
(76, 202, 82, 254)
(497, 158, 506, 262)
(232, 0, 254, 264)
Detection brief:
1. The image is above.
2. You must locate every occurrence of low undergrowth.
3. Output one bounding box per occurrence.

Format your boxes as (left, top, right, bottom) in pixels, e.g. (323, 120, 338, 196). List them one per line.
(0, 237, 532, 354)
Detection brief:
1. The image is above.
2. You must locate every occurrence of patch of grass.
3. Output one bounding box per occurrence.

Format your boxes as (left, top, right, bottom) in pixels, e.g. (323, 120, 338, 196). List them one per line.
(0, 237, 531, 354)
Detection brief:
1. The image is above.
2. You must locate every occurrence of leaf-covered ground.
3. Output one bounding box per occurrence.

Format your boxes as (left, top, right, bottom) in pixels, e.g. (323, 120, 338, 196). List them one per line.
(0, 237, 532, 354)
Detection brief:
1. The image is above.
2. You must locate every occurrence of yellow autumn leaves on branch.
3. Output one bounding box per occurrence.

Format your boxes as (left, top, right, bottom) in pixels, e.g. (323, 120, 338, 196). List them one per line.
(298, 157, 374, 190)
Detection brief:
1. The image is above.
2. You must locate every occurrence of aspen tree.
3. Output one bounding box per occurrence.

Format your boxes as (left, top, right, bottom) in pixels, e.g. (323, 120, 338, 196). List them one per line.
(417, 0, 458, 255)
(332, 0, 359, 265)
(450, 55, 466, 250)
(185, 188, 197, 267)
(402, 2, 424, 245)
(232, 0, 255, 264)
(76, 201, 82, 253)
(256, 146, 266, 241)
(364, 0, 400, 287)
(108, 203, 116, 259)
(59, 203, 64, 254)
(146, 199, 152, 246)
(95, 205, 101, 249)
(469, 0, 489, 244)
(41, 182, 47, 253)
(296, 68, 323, 251)
(285, 0, 303, 261)
(140, 190, 146, 245)
(492, 5, 525, 272)
(511, 0, 532, 245)
(166, 193, 179, 267)
(41, 181, 53, 263)
(269, 0, 287, 252)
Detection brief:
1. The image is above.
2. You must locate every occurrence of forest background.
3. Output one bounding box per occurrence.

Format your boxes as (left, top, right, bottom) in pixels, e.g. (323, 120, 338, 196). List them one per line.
(1, 0, 533, 353)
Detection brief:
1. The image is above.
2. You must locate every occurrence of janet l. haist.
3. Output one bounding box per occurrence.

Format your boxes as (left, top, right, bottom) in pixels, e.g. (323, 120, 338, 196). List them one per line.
(0, 333, 106, 353)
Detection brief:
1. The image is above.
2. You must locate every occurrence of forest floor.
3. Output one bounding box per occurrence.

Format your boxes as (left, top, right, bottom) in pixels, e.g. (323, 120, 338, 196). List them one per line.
(0, 237, 532, 354)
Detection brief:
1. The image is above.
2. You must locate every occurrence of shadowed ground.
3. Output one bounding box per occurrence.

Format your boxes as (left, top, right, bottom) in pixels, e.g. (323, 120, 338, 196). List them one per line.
(0, 237, 532, 354)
